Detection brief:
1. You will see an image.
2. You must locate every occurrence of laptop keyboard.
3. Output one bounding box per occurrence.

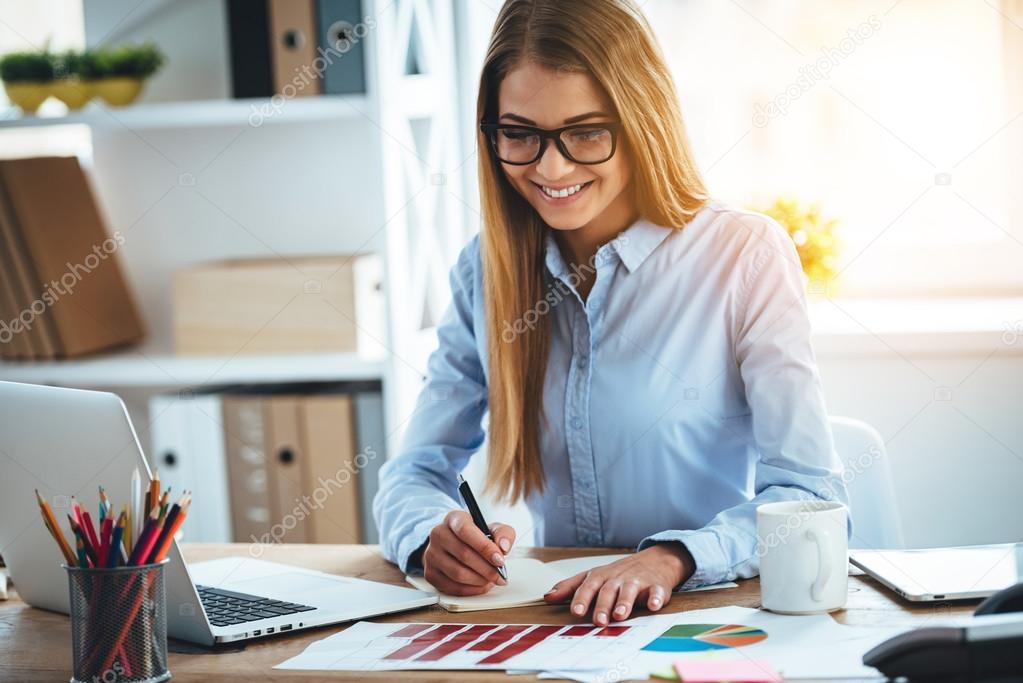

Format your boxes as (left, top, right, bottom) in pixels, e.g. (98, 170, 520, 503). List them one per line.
(197, 585, 317, 627)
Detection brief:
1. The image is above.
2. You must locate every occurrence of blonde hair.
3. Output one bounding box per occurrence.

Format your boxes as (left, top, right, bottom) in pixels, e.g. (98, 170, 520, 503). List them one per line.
(478, 0, 709, 503)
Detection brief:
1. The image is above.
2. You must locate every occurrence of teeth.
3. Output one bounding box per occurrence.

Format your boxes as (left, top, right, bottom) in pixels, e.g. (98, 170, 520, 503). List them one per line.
(541, 182, 585, 198)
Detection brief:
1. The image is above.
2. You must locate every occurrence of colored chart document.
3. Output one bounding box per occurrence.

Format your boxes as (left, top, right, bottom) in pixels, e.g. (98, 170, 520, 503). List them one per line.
(274, 619, 665, 672)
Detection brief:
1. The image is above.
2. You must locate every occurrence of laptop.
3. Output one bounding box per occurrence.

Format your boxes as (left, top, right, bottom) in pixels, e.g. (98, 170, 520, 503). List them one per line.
(850, 543, 1023, 602)
(0, 381, 436, 645)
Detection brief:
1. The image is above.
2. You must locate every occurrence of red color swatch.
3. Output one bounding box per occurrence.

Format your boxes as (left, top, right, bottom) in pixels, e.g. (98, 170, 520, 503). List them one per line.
(478, 625, 564, 665)
(467, 624, 530, 651)
(383, 624, 463, 660)
(415, 624, 496, 661)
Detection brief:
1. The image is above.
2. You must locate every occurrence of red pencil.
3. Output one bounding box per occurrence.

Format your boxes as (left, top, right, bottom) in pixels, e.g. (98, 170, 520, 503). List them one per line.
(149, 494, 190, 564)
(128, 507, 162, 566)
(98, 516, 113, 567)
(80, 510, 101, 556)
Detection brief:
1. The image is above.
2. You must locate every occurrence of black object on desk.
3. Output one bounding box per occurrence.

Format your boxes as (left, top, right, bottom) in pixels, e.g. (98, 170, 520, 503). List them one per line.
(863, 582, 1023, 681)
(457, 474, 509, 582)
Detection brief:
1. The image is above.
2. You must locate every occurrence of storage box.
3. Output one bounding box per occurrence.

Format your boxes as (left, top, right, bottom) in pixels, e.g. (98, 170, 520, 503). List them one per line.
(172, 255, 384, 356)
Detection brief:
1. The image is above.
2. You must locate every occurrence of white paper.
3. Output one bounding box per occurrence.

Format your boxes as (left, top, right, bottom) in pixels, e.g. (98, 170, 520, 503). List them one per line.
(405, 554, 737, 611)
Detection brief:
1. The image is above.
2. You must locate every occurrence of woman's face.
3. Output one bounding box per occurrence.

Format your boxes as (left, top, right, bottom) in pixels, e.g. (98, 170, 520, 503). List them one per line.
(495, 61, 633, 233)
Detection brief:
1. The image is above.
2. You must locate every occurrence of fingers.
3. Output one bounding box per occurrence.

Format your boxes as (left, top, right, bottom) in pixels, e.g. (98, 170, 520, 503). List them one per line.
(646, 583, 670, 611)
(447, 511, 506, 571)
(570, 572, 603, 619)
(592, 580, 622, 626)
(544, 571, 586, 604)
(423, 544, 494, 593)
(489, 522, 516, 554)
(435, 525, 506, 585)
(612, 578, 642, 621)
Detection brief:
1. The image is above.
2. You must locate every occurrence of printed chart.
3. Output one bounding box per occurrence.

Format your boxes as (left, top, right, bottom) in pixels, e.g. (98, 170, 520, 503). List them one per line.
(275, 621, 646, 671)
(642, 623, 768, 652)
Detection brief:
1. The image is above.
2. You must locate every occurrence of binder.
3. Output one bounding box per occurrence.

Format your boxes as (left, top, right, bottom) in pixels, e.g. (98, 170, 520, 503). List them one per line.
(222, 396, 272, 543)
(0, 157, 144, 358)
(315, 0, 367, 94)
(353, 391, 386, 543)
(0, 228, 31, 359)
(149, 394, 233, 542)
(263, 397, 311, 543)
(300, 394, 362, 543)
(225, 0, 274, 98)
(268, 0, 322, 96)
(0, 176, 58, 359)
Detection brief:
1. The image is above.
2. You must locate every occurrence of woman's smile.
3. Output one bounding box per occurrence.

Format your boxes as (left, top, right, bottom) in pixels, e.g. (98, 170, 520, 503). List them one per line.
(531, 179, 595, 206)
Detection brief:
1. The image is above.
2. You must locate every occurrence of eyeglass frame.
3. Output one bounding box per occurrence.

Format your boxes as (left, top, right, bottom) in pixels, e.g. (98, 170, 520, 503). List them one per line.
(479, 121, 623, 166)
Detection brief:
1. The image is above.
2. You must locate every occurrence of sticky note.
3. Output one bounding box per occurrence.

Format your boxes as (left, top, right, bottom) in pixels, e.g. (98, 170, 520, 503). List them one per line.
(674, 659, 782, 682)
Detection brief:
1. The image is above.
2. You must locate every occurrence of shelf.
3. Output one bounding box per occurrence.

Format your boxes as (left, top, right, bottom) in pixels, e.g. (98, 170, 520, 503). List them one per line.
(0, 347, 385, 389)
(0, 94, 373, 130)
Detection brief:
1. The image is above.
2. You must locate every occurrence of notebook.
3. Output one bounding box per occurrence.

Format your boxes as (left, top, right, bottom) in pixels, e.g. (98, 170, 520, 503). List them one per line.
(405, 554, 738, 612)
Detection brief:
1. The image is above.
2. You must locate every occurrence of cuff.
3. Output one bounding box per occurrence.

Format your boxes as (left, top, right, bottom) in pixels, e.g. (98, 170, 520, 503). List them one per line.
(638, 529, 730, 590)
(397, 513, 448, 575)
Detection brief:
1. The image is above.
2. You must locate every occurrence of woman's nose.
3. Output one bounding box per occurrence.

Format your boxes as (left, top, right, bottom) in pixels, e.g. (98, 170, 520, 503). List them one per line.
(535, 138, 575, 180)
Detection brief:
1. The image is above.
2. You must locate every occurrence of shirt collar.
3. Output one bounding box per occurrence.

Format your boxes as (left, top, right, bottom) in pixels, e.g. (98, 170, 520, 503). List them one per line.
(543, 216, 674, 279)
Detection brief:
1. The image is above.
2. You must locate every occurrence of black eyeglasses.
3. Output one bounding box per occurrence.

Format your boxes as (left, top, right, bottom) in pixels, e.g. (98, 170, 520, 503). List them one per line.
(480, 121, 622, 165)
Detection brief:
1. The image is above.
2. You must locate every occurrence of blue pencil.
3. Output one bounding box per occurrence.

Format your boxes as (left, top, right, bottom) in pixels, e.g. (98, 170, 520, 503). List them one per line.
(107, 511, 126, 568)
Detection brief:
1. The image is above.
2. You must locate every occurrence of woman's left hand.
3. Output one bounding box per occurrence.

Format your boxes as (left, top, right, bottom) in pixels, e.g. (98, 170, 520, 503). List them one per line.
(543, 544, 696, 625)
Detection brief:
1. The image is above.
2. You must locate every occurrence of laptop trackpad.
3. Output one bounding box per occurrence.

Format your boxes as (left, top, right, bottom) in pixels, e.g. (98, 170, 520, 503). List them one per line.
(224, 573, 351, 601)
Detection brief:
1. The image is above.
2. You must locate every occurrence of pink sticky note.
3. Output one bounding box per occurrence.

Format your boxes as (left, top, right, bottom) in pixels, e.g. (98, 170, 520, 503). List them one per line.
(674, 659, 782, 682)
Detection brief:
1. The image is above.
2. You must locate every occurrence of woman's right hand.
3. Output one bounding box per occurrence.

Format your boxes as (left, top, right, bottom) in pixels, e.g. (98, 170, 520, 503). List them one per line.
(422, 510, 515, 596)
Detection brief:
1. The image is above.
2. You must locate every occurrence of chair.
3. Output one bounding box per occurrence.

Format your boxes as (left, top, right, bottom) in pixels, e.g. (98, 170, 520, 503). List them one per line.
(829, 416, 905, 549)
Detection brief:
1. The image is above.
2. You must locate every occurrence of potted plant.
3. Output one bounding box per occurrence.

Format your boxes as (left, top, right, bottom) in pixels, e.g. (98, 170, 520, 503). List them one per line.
(50, 50, 93, 110)
(0, 51, 54, 114)
(87, 43, 165, 107)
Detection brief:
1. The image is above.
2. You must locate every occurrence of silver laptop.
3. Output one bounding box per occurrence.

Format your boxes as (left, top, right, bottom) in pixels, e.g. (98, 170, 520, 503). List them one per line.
(850, 544, 1023, 602)
(0, 381, 436, 645)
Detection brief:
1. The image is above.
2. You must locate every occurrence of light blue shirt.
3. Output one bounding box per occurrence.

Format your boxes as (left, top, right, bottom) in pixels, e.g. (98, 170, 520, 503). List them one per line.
(373, 201, 850, 588)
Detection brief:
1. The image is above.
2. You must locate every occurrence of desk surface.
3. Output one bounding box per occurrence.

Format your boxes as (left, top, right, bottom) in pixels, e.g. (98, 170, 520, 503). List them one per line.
(0, 544, 976, 682)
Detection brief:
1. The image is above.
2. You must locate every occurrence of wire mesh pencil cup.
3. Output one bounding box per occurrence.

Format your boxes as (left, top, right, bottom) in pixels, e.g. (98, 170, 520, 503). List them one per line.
(64, 560, 171, 683)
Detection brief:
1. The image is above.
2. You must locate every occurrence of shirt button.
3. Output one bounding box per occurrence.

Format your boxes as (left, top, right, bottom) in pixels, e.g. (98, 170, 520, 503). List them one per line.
(570, 417, 583, 430)
(576, 354, 588, 368)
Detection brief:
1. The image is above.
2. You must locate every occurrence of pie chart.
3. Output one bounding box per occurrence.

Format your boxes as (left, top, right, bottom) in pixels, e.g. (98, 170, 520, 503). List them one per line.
(642, 623, 768, 652)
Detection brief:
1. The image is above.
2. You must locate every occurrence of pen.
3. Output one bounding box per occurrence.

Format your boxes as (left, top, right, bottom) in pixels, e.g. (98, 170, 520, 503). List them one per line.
(456, 474, 508, 582)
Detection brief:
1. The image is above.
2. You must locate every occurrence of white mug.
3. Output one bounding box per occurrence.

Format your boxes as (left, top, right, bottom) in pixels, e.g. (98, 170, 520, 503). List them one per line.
(756, 500, 849, 614)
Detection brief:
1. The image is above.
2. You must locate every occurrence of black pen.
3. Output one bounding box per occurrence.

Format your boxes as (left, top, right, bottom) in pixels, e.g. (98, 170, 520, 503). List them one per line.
(457, 474, 509, 581)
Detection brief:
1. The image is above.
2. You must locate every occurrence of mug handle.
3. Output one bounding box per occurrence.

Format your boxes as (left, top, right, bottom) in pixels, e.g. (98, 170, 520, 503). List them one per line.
(806, 528, 833, 602)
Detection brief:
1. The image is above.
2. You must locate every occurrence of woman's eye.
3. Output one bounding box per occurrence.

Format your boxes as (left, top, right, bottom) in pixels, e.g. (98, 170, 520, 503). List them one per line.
(568, 128, 608, 143)
(500, 129, 538, 143)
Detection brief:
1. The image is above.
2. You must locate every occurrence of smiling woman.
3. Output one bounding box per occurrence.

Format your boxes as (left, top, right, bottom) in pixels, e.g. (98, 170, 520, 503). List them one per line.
(374, 0, 850, 628)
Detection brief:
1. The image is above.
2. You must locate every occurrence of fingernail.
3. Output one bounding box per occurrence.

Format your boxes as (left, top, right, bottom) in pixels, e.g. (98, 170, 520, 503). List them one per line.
(491, 552, 504, 566)
(449, 517, 462, 532)
(499, 538, 511, 552)
(498, 576, 507, 586)
(650, 597, 661, 609)
(544, 588, 557, 595)
(614, 605, 626, 616)
(596, 612, 607, 625)
(572, 604, 584, 615)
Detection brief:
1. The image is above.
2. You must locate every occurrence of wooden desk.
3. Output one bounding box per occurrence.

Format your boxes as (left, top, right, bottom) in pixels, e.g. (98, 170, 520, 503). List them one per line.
(0, 544, 976, 682)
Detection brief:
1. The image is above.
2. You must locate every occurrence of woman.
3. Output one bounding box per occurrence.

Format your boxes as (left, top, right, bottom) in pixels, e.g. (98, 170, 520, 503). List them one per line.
(373, 0, 849, 626)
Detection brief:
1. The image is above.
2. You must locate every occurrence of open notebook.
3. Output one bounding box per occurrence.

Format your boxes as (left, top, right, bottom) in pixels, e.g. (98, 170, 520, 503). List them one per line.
(405, 553, 738, 612)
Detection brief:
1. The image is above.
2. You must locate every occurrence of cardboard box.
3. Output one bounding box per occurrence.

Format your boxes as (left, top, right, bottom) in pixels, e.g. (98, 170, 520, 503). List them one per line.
(172, 254, 384, 356)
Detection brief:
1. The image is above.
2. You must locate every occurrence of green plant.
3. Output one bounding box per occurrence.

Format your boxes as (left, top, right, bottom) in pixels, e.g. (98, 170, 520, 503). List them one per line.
(90, 43, 165, 79)
(759, 197, 840, 287)
(52, 50, 85, 79)
(0, 51, 55, 83)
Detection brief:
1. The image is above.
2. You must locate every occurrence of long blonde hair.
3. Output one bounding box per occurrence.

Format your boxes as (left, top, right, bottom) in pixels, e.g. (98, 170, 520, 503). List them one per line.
(478, 0, 709, 503)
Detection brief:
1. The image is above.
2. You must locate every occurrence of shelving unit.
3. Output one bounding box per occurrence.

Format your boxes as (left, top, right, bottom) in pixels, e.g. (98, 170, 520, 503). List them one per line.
(0, 0, 471, 459)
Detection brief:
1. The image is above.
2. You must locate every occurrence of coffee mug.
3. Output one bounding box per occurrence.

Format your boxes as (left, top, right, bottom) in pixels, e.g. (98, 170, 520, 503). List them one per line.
(756, 500, 849, 614)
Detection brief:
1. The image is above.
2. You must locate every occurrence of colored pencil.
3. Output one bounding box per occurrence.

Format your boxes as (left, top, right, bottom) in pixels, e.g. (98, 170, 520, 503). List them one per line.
(129, 467, 141, 554)
(98, 516, 113, 567)
(148, 493, 189, 564)
(147, 470, 160, 518)
(34, 490, 76, 565)
(98, 486, 110, 522)
(157, 488, 171, 522)
(67, 514, 99, 565)
(75, 533, 89, 568)
(107, 512, 126, 568)
(127, 506, 162, 566)
(80, 509, 101, 556)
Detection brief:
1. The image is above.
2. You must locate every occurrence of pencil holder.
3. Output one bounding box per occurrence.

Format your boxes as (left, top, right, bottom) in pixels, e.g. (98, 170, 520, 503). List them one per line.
(64, 560, 171, 683)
